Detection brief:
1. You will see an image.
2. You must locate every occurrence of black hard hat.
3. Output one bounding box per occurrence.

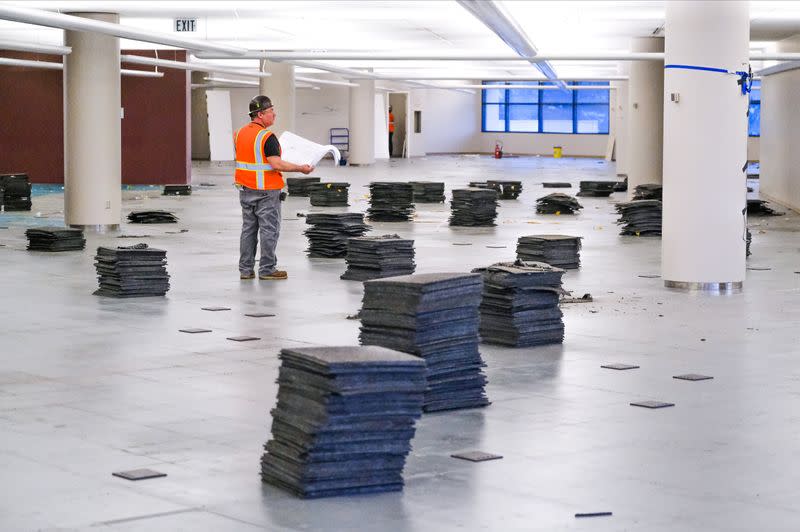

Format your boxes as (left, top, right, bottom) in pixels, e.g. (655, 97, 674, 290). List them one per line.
(249, 95, 272, 116)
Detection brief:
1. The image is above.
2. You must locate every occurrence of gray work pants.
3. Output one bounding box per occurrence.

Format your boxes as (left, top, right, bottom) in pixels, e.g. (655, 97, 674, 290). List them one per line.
(239, 188, 281, 276)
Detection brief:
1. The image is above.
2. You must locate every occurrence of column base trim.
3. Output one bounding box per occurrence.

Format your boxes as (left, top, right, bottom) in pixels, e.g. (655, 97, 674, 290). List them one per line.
(664, 280, 742, 293)
(69, 224, 119, 233)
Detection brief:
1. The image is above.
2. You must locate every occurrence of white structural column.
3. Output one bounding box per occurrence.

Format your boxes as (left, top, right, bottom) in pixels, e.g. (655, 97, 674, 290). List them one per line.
(348, 79, 375, 165)
(64, 12, 120, 228)
(662, 1, 749, 290)
(627, 37, 664, 197)
(259, 60, 295, 139)
(611, 78, 629, 176)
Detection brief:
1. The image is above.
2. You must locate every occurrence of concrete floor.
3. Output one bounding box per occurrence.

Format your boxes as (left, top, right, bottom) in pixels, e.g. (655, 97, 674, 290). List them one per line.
(1, 155, 799, 531)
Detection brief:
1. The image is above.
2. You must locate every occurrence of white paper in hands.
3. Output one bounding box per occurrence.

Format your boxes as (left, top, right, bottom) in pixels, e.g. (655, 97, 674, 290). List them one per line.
(278, 131, 341, 167)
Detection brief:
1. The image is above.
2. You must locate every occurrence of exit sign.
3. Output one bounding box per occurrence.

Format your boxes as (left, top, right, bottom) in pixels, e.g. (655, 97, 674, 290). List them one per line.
(175, 18, 197, 32)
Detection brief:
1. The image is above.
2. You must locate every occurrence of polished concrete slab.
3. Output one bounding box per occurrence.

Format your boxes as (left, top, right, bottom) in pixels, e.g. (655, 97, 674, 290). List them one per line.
(1, 155, 799, 531)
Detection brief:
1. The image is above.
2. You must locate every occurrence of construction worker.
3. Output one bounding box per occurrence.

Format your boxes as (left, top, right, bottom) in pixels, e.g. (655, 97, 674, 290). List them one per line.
(234, 95, 313, 281)
(388, 105, 395, 157)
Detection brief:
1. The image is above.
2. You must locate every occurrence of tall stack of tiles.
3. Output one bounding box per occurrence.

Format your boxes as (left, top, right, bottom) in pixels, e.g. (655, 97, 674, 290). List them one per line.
(93, 244, 170, 297)
(309, 182, 349, 206)
(359, 272, 489, 412)
(340, 235, 415, 281)
(473, 261, 566, 347)
(304, 213, 370, 258)
(449, 188, 498, 226)
(0, 173, 32, 211)
(367, 182, 414, 221)
(260, 346, 426, 498)
(516, 235, 582, 269)
(287, 177, 321, 196)
(409, 181, 445, 203)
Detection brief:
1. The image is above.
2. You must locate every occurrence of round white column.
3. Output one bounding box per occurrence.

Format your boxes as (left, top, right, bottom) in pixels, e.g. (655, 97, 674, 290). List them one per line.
(348, 79, 375, 165)
(662, 0, 749, 290)
(611, 79, 629, 177)
(259, 59, 295, 139)
(64, 12, 121, 229)
(627, 37, 664, 198)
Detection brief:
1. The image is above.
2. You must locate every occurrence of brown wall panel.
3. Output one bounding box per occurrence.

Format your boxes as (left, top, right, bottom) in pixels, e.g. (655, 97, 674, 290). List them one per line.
(0, 49, 190, 185)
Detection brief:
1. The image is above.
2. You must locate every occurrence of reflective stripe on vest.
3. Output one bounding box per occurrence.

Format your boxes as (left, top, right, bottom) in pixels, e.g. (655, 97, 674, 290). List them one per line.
(253, 129, 271, 189)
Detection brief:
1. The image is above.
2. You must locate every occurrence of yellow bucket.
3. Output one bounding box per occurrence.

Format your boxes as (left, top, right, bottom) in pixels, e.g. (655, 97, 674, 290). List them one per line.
(553, 146, 563, 158)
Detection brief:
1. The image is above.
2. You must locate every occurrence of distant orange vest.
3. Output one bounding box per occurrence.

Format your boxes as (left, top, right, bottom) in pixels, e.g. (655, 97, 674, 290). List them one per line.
(233, 122, 284, 190)
(388, 112, 395, 133)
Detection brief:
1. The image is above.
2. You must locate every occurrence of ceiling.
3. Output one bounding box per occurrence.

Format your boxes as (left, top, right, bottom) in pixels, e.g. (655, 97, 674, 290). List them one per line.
(1, 1, 800, 82)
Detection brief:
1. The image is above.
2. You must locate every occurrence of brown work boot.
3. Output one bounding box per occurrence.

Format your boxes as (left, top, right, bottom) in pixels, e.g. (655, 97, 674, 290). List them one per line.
(259, 270, 288, 280)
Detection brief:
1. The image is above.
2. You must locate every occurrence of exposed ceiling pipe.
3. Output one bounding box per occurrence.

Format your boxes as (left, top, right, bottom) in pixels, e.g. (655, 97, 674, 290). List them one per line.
(456, 0, 564, 88)
(346, 75, 629, 81)
(0, 56, 164, 77)
(122, 55, 270, 78)
(0, 40, 71, 55)
(433, 84, 616, 90)
(0, 4, 247, 55)
(751, 53, 800, 61)
(295, 76, 358, 87)
(197, 51, 663, 61)
(755, 61, 800, 77)
(204, 76, 258, 87)
(287, 60, 383, 80)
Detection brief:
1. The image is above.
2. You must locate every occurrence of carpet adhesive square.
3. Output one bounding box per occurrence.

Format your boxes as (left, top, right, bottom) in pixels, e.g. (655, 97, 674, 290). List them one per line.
(630, 400, 675, 409)
(179, 328, 212, 334)
(111, 469, 167, 481)
(201, 306, 231, 311)
(673, 374, 713, 381)
(451, 451, 503, 462)
(516, 235, 582, 269)
(473, 261, 566, 347)
(409, 181, 445, 203)
(93, 244, 170, 298)
(535, 193, 583, 215)
(227, 336, 261, 342)
(602, 363, 640, 370)
(367, 182, 415, 222)
(449, 188, 499, 227)
(359, 273, 489, 413)
(304, 213, 370, 258)
(260, 345, 426, 498)
(245, 313, 276, 318)
(542, 182, 572, 188)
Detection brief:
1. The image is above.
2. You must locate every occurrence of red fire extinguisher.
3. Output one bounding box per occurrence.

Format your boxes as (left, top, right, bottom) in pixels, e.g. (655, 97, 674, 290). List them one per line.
(494, 140, 503, 159)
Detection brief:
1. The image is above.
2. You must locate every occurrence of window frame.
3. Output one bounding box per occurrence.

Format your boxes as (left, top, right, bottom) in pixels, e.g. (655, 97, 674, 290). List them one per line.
(481, 80, 610, 135)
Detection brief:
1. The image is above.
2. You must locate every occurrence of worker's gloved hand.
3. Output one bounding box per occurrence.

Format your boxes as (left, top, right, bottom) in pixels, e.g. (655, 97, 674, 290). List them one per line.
(279, 192, 287, 202)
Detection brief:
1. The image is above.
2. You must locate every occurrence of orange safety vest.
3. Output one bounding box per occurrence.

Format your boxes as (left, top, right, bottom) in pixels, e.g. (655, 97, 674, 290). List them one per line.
(388, 112, 395, 133)
(233, 122, 284, 190)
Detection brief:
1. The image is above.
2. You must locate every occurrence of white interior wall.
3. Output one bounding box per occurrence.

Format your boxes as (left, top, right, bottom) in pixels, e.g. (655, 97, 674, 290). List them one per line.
(759, 68, 800, 211)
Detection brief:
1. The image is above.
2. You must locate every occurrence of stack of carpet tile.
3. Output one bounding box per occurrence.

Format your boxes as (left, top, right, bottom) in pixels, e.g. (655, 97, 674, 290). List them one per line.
(516, 235, 582, 269)
(127, 211, 178, 224)
(304, 213, 370, 258)
(359, 272, 489, 412)
(0, 173, 32, 211)
(340, 234, 415, 281)
(535, 193, 583, 215)
(613, 176, 628, 192)
(577, 181, 616, 197)
(93, 243, 170, 297)
(25, 228, 85, 252)
(449, 188, 499, 226)
(468, 181, 494, 190)
(487, 180, 523, 200)
(367, 182, 414, 222)
(473, 260, 565, 347)
(632, 183, 662, 201)
(409, 181, 445, 203)
(309, 183, 350, 207)
(746, 228, 752, 257)
(615, 200, 662, 236)
(287, 177, 321, 197)
(747, 199, 782, 216)
(260, 345, 426, 499)
(542, 182, 572, 189)
(162, 185, 191, 196)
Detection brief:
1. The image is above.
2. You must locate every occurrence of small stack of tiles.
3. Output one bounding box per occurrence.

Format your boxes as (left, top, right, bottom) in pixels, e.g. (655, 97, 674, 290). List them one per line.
(577, 181, 616, 197)
(632, 183, 662, 201)
(127, 211, 178, 224)
(309, 182, 350, 207)
(487, 180, 523, 200)
(473, 260, 566, 347)
(26, 228, 85, 252)
(0, 173, 32, 211)
(162, 185, 191, 196)
(409, 181, 445, 203)
(93, 243, 170, 297)
(287, 177, 322, 196)
(449, 188, 498, 226)
(304, 213, 370, 258)
(340, 234, 415, 281)
(367, 182, 415, 221)
(260, 346, 426, 498)
(535, 193, 582, 215)
(360, 272, 489, 412)
(516, 235, 582, 269)
(615, 200, 662, 236)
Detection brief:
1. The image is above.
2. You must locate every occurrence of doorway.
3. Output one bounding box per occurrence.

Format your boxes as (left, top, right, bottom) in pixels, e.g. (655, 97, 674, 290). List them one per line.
(388, 92, 408, 158)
